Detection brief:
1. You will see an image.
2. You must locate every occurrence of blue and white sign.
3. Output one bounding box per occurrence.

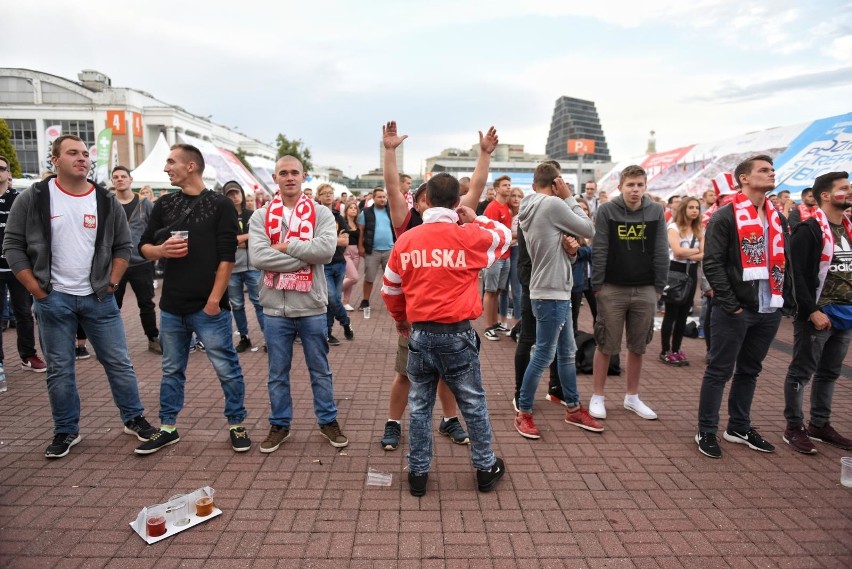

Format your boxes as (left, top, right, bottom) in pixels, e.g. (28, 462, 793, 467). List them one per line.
(774, 112, 852, 195)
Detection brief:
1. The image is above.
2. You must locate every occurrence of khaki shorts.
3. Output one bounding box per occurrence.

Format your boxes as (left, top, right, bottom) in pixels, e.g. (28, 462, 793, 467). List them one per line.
(364, 249, 392, 282)
(593, 284, 656, 355)
(395, 333, 409, 375)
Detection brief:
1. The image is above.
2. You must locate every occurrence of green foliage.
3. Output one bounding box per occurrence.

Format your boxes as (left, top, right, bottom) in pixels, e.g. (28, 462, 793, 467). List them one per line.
(275, 134, 313, 173)
(0, 119, 23, 177)
(234, 147, 253, 172)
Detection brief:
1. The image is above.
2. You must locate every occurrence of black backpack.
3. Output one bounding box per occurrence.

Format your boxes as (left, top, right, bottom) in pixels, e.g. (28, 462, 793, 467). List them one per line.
(575, 331, 621, 376)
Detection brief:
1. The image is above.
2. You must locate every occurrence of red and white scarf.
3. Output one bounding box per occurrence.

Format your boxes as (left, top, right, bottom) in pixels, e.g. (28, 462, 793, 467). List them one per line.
(264, 192, 316, 292)
(798, 203, 815, 222)
(733, 191, 786, 307)
(814, 207, 852, 301)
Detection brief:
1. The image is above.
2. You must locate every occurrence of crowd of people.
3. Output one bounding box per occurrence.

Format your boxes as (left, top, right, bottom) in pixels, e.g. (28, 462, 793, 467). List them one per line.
(0, 124, 850, 497)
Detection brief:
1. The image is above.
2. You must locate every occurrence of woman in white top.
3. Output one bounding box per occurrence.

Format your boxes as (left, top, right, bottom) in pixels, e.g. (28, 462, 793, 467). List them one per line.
(660, 196, 703, 366)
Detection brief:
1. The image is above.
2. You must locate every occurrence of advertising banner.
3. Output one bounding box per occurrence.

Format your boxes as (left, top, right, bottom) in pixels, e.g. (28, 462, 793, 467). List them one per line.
(44, 124, 61, 172)
(95, 128, 113, 183)
(774, 112, 852, 195)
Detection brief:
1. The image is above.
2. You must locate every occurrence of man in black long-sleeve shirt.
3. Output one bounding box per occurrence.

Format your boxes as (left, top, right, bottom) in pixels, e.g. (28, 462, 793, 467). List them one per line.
(136, 143, 251, 455)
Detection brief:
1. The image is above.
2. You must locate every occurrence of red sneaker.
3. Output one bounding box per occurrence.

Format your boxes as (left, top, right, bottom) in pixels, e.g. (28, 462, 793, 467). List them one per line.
(565, 406, 605, 432)
(21, 355, 46, 373)
(514, 412, 541, 439)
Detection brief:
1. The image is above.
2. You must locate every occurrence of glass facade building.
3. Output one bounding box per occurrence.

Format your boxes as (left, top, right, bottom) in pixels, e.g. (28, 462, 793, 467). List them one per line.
(545, 97, 611, 163)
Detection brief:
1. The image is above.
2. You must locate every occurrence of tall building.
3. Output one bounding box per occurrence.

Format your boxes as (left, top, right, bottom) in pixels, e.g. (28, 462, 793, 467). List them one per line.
(545, 96, 611, 163)
(378, 142, 404, 175)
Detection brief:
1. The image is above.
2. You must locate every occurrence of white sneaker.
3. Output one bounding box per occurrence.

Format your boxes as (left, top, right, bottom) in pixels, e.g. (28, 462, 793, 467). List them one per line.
(344, 304, 354, 312)
(624, 395, 657, 420)
(589, 395, 607, 419)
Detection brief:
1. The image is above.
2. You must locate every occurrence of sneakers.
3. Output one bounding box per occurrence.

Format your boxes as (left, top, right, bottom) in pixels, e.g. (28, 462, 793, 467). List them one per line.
(511, 397, 520, 413)
(229, 427, 251, 452)
(343, 303, 355, 312)
(21, 355, 46, 372)
(327, 334, 341, 347)
(588, 395, 607, 419)
(343, 324, 354, 341)
(783, 425, 817, 454)
(358, 300, 369, 311)
(194, 341, 206, 353)
(380, 420, 402, 451)
(514, 412, 541, 439)
(695, 432, 722, 458)
(659, 351, 682, 366)
(319, 420, 349, 448)
(123, 415, 158, 441)
(624, 395, 658, 420)
(565, 406, 604, 432)
(235, 336, 252, 353)
(260, 425, 290, 453)
(147, 339, 163, 354)
(439, 417, 470, 445)
(476, 457, 506, 492)
(494, 322, 510, 333)
(483, 325, 501, 341)
(408, 471, 428, 497)
(674, 351, 690, 366)
(45, 433, 81, 459)
(723, 428, 775, 453)
(75, 346, 90, 360)
(135, 429, 180, 455)
(545, 388, 568, 407)
(807, 422, 852, 450)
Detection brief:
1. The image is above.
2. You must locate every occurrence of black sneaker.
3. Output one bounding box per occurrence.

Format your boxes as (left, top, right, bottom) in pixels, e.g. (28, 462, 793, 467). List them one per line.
(124, 415, 158, 441)
(229, 427, 251, 452)
(45, 433, 81, 458)
(75, 346, 91, 360)
(723, 428, 775, 453)
(195, 341, 206, 353)
(408, 471, 428, 497)
(135, 429, 180, 455)
(477, 457, 505, 492)
(235, 336, 252, 353)
(438, 417, 470, 445)
(695, 432, 722, 458)
(380, 421, 402, 451)
(328, 334, 341, 346)
(343, 324, 354, 341)
(483, 326, 500, 341)
(358, 300, 369, 311)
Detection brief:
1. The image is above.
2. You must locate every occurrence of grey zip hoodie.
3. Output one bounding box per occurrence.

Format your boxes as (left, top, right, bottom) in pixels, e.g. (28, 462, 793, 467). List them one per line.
(518, 193, 594, 300)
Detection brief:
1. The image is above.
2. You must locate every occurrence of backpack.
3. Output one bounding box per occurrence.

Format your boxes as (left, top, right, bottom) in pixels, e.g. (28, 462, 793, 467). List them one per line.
(575, 331, 621, 376)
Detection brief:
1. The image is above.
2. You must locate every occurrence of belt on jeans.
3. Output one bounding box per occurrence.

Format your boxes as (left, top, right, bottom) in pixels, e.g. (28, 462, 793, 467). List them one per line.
(411, 321, 471, 333)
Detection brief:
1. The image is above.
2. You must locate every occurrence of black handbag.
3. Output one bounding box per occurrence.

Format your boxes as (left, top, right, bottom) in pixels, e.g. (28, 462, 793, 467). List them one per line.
(661, 235, 695, 306)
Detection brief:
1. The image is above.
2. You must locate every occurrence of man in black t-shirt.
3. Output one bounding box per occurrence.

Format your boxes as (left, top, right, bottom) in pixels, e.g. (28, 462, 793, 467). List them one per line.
(136, 143, 251, 455)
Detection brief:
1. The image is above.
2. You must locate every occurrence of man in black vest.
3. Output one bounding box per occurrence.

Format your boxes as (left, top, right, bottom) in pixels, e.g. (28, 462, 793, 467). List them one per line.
(356, 187, 395, 313)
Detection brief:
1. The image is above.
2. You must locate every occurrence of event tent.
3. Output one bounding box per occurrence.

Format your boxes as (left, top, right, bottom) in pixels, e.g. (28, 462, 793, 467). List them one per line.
(130, 133, 217, 190)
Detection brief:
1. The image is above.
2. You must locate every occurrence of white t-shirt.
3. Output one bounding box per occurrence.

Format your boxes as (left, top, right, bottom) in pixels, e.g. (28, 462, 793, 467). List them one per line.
(667, 222, 696, 265)
(49, 179, 97, 295)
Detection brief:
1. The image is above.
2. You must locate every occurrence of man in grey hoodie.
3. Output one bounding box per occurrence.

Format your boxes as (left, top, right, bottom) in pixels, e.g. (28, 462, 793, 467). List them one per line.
(589, 165, 668, 421)
(514, 162, 600, 439)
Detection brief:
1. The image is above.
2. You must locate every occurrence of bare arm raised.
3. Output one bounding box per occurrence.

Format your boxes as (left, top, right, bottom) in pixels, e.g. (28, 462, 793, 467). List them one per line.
(461, 126, 498, 210)
(382, 121, 410, 228)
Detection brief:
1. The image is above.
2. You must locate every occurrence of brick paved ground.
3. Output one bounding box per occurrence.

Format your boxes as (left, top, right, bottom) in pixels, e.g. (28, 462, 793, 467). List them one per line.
(1, 282, 850, 568)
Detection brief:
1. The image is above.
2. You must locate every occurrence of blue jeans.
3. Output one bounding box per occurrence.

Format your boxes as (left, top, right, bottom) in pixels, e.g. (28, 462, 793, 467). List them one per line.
(264, 314, 338, 428)
(228, 270, 264, 337)
(783, 320, 851, 428)
(33, 291, 144, 434)
(407, 325, 496, 474)
(499, 246, 521, 319)
(518, 299, 578, 412)
(697, 307, 781, 434)
(159, 309, 247, 425)
(324, 262, 350, 332)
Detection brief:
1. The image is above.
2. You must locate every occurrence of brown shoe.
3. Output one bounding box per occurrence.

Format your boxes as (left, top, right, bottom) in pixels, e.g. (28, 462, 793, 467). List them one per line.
(259, 425, 290, 454)
(807, 422, 852, 450)
(783, 425, 816, 454)
(319, 420, 349, 448)
(148, 339, 163, 354)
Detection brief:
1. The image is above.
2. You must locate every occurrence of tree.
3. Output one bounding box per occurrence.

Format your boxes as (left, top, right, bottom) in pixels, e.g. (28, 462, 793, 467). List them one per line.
(0, 119, 23, 177)
(234, 147, 253, 172)
(275, 134, 313, 173)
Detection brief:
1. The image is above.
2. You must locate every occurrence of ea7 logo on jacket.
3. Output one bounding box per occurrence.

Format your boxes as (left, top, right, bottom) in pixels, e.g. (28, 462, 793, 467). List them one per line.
(399, 249, 467, 270)
(617, 223, 646, 240)
(83, 214, 96, 229)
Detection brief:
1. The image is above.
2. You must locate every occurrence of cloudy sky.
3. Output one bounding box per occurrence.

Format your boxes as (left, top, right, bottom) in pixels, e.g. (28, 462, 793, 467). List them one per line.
(2, 1, 850, 177)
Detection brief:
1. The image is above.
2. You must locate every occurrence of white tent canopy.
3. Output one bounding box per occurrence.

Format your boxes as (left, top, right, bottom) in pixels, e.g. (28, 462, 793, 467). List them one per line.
(131, 133, 216, 190)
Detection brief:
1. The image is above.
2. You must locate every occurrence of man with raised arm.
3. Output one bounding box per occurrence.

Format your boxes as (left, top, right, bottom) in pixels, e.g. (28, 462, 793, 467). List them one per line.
(375, 121, 498, 450)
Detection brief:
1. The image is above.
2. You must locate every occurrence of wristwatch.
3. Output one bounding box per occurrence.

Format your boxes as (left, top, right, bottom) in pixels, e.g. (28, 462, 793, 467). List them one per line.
(108, 282, 120, 289)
